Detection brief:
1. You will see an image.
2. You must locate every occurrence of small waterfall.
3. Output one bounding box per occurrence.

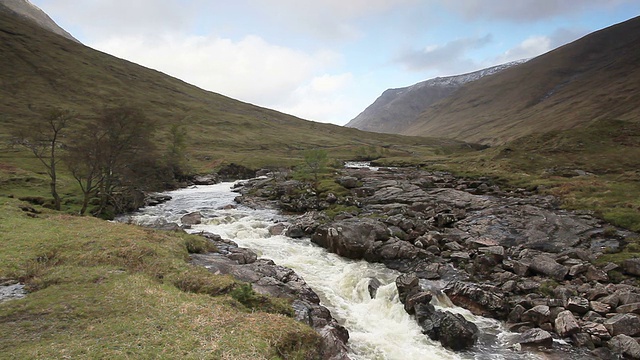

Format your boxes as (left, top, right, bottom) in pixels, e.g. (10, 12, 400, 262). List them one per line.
(124, 183, 544, 360)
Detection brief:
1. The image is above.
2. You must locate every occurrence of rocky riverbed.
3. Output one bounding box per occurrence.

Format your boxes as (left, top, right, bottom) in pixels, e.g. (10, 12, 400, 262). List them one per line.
(233, 166, 640, 359)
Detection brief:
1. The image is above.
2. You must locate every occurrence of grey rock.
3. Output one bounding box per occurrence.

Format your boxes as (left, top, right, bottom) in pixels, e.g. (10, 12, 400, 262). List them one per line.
(443, 281, 507, 318)
(180, 211, 202, 225)
(566, 296, 590, 314)
(616, 302, 640, 314)
(590, 301, 612, 315)
(522, 305, 551, 326)
(582, 322, 611, 340)
(607, 334, 640, 359)
(623, 258, 640, 277)
(529, 254, 568, 281)
(515, 328, 554, 348)
(554, 310, 581, 338)
(604, 313, 640, 337)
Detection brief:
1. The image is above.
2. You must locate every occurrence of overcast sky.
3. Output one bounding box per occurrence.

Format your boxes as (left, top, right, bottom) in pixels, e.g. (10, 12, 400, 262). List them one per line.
(31, 0, 640, 125)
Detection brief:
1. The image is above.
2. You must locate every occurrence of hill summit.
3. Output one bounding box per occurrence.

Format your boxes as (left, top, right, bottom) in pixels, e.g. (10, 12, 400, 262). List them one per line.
(346, 60, 525, 134)
(0, 0, 79, 42)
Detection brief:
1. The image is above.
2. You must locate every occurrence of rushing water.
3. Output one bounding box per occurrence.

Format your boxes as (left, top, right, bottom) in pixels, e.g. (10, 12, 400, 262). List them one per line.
(122, 181, 545, 360)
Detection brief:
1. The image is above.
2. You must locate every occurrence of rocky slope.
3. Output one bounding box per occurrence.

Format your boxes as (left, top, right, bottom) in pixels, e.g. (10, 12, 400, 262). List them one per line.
(235, 166, 640, 359)
(346, 61, 525, 134)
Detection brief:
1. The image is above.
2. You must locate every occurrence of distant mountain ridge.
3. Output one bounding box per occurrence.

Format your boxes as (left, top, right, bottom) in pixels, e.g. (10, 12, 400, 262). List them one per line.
(401, 16, 640, 145)
(0, 0, 79, 42)
(346, 60, 526, 134)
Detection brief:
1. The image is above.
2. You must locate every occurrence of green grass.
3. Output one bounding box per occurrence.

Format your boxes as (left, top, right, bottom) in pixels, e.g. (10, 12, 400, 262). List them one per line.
(0, 197, 322, 359)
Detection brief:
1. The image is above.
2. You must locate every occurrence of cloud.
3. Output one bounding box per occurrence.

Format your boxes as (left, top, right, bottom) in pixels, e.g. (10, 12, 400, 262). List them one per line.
(495, 27, 589, 63)
(440, 0, 632, 22)
(94, 33, 342, 107)
(394, 34, 492, 74)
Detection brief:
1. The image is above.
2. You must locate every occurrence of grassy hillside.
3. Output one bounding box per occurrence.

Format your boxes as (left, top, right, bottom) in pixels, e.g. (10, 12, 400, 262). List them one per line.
(0, 4, 466, 174)
(0, 197, 322, 359)
(404, 16, 640, 145)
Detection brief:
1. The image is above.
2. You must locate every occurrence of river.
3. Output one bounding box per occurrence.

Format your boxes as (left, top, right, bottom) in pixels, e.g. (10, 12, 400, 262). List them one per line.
(122, 181, 546, 360)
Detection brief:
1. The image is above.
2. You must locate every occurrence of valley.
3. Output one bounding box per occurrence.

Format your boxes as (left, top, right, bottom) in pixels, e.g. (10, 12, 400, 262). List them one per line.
(1, 1, 640, 359)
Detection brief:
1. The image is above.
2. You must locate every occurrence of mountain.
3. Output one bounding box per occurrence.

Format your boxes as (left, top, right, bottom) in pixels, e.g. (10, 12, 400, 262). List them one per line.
(0, 0, 79, 42)
(403, 16, 640, 145)
(0, 2, 469, 173)
(346, 61, 525, 134)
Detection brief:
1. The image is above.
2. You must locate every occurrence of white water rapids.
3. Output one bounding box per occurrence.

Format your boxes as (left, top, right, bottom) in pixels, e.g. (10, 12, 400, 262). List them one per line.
(123, 181, 545, 360)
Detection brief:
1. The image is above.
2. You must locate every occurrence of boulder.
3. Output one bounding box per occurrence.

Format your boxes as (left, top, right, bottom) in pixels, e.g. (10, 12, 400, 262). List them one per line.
(554, 310, 580, 338)
(616, 302, 640, 314)
(515, 328, 554, 348)
(367, 278, 382, 299)
(311, 218, 388, 260)
(226, 247, 258, 264)
(623, 258, 640, 277)
(192, 174, 218, 185)
(443, 281, 507, 318)
(395, 273, 420, 304)
(582, 322, 611, 340)
(608, 334, 640, 359)
(421, 311, 479, 351)
(522, 305, 551, 326)
(336, 176, 358, 189)
(180, 211, 202, 225)
(603, 313, 640, 337)
(566, 296, 590, 315)
(528, 255, 568, 281)
(590, 301, 612, 315)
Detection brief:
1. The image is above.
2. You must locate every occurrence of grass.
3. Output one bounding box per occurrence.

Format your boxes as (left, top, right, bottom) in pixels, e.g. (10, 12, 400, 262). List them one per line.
(0, 197, 322, 359)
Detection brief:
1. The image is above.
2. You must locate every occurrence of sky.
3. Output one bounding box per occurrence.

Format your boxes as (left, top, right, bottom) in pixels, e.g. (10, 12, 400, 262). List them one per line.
(30, 0, 640, 125)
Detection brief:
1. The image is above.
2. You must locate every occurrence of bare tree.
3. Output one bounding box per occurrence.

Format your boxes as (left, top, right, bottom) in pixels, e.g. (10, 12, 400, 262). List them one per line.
(63, 124, 105, 215)
(14, 108, 74, 210)
(92, 105, 158, 215)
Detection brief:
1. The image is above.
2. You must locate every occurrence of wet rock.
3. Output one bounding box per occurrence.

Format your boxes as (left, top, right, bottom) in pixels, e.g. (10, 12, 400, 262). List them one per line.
(368, 278, 382, 299)
(144, 193, 172, 206)
(395, 273, 420, 304)
(311, 218, 389, 260)
(515, 328, 554, 348)
(603, 313, 640, 337)
(268, 223, 286, 236)
(443, 281, 507, 318)
(555, 310, 581, 338)
(226, 247, 258, 264)
(192, 174, 219, 185)
(405, 291, 433, 315)
(421, 310, 479, 351)
(571, 332, 595, 349)
(181, 211, 202, 225)
(590, 347, 618, 360)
